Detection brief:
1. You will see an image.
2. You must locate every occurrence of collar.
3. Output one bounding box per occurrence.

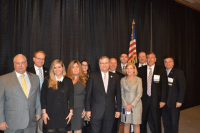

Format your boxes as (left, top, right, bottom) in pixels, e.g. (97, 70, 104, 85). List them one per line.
(101, 71, 109, 76)
(166, 68, 173, 74)
(139, 62, 147, 66)
(55, 76, 64, 82)
(121, 63, 127, 68)
(147, 64, 155, 70)
(15, 71, 28, 78)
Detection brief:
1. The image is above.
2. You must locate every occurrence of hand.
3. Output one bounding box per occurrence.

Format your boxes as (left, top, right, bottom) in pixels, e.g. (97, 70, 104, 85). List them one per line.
(115, 112, 121, 118)
(86, 111, 91, 120)
(0, 122, 8, 131)
(36, 114, 41, 121)
(176, 102, 182, 108)
(159, 102, 165, 108)
(81, 109, 86, 118)
(66, 113, 73, 124)
(125, 104, 132, 111)
(43, 113, 50, 125)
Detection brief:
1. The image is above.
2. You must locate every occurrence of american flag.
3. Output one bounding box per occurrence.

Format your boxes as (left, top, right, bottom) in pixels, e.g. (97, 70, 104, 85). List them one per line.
(128, 19, 137, 63)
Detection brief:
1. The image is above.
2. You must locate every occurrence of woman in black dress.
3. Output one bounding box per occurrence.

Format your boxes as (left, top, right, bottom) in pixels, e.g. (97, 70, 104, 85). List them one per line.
(81, 60, 91, 133)
(41, 59, 74, 133)
(67, 60, 87, 133)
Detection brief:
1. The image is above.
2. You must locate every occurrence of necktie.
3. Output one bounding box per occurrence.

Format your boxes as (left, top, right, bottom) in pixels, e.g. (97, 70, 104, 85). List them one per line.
(122, 66, 125, 74)
(21, 74, 29, 98)
(147, 67, 152, 96)
(103, 73, 108, 93)
(166, 70, 169, 76)
(38, 68, 44, 89)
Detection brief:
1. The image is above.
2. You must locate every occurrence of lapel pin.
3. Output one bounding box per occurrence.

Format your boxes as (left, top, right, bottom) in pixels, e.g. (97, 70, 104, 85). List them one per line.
(45, 71, 47, 73)
(111, 75, 113, 78)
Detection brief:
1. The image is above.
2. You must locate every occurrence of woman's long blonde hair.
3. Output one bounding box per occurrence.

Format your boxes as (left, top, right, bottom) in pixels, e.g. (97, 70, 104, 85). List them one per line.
(48, 59, 67, 90)
(66, 60, 87, 87)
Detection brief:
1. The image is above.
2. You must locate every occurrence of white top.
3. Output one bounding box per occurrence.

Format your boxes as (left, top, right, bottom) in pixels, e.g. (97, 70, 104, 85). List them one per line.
(34, 65, 44, 78)
(15, 71, 31, 94)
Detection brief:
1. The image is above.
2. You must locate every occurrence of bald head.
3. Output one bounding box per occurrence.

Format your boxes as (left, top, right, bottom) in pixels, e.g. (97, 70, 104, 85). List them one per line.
(13, 54, 28, 74)
(109, 58, 117, 72)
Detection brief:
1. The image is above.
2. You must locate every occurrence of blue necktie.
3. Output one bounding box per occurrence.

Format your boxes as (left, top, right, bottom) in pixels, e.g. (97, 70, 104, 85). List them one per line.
(38, 68, 44, 89)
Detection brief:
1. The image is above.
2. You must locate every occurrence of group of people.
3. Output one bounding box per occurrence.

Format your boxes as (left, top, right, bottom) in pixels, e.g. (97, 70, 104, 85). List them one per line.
(0, 50, 186, 133)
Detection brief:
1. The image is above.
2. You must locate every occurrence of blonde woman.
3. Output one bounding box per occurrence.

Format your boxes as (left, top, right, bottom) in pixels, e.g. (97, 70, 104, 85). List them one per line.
(41, 59, 74, 133)
(67, 60, 88, 133)
(121, 62, 143, 133)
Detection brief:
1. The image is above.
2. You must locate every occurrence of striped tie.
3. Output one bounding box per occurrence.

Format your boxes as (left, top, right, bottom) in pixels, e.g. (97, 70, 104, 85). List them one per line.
(21, 74, 29, 98)
(38, 68, 44, 89)
(147, 67, 152, 96)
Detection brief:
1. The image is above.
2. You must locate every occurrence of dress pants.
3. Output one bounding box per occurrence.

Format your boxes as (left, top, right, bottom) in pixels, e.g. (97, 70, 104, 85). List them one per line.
(37, 117, 43, 133)
(162, 105, 180, 133)
(91, 111, 115, 133)
(112, 117, 120, 133)
(140, 96, 161, 133)
(5, 125, 37, 133)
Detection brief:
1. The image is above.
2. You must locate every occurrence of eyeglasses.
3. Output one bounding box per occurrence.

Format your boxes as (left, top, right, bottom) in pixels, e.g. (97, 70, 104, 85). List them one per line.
(35, 57, 45, 61)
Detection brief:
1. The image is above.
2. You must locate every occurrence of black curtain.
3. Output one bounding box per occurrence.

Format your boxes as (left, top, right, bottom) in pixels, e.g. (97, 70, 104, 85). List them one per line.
(0, 0, 199, 109)
(152, 0, 200, 109)
(0, 0, 150, 73)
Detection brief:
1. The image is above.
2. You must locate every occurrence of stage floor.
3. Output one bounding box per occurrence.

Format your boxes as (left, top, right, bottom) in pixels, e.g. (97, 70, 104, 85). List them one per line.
(119, 105, 200, 133)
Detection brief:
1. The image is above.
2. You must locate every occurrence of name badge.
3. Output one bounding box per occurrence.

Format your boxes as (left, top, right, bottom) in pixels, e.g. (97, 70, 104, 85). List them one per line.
(168, 77, 173, 87)
(154, 75, 160, 82)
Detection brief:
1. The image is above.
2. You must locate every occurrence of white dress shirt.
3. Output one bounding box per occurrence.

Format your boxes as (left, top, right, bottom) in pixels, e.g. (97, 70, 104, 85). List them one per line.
(138, 62, 147, 68)
(147, 64, 155, 79)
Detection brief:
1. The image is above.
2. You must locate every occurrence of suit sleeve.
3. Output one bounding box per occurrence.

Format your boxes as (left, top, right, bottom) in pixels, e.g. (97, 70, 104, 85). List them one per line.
(85, 74, 93, 111)
(68, 79, 74, 110)
(160, 68, 168, 103)
(41, 79, 48, 109)
(0, 77, 5, 123)
(35, 77, 42, 115)
(115, 74, 122, 112)
(131, 78, 143, 107)
(177, 70, 186, 103)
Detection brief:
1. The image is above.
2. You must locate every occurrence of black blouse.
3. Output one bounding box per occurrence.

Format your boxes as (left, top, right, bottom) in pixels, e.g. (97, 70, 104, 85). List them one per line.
(41, 77, 74, 129)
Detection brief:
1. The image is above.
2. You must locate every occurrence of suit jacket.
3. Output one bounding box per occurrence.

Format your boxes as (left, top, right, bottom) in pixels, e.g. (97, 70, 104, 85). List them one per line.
(166, 68, 186, 108)
(27, 66, 49, 79)
(138, 65, 168, 108)
(116, 71, 125, 79)
(116, 65, 123, 74)
(85, 71, 121, 120)
(0, 71, 41, 130)
(135, 63, 139, 69)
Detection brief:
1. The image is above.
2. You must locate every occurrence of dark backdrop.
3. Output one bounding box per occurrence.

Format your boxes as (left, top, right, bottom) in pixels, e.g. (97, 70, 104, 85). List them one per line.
(0, 0, 199, 109)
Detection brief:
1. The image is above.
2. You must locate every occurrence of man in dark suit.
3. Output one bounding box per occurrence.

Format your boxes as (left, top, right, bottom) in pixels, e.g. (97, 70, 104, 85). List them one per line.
(116, 52, 128, 75)
(27, 51, 48, 133)
(135, 51, 155, 132)
(86, 56, 121, 133)
(109, 58, 124, 133)
(137, 52, 168, 133)
(0, 54, 41, 133)
(135, 52, 147, 69)
(162, 57, 186, 133)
